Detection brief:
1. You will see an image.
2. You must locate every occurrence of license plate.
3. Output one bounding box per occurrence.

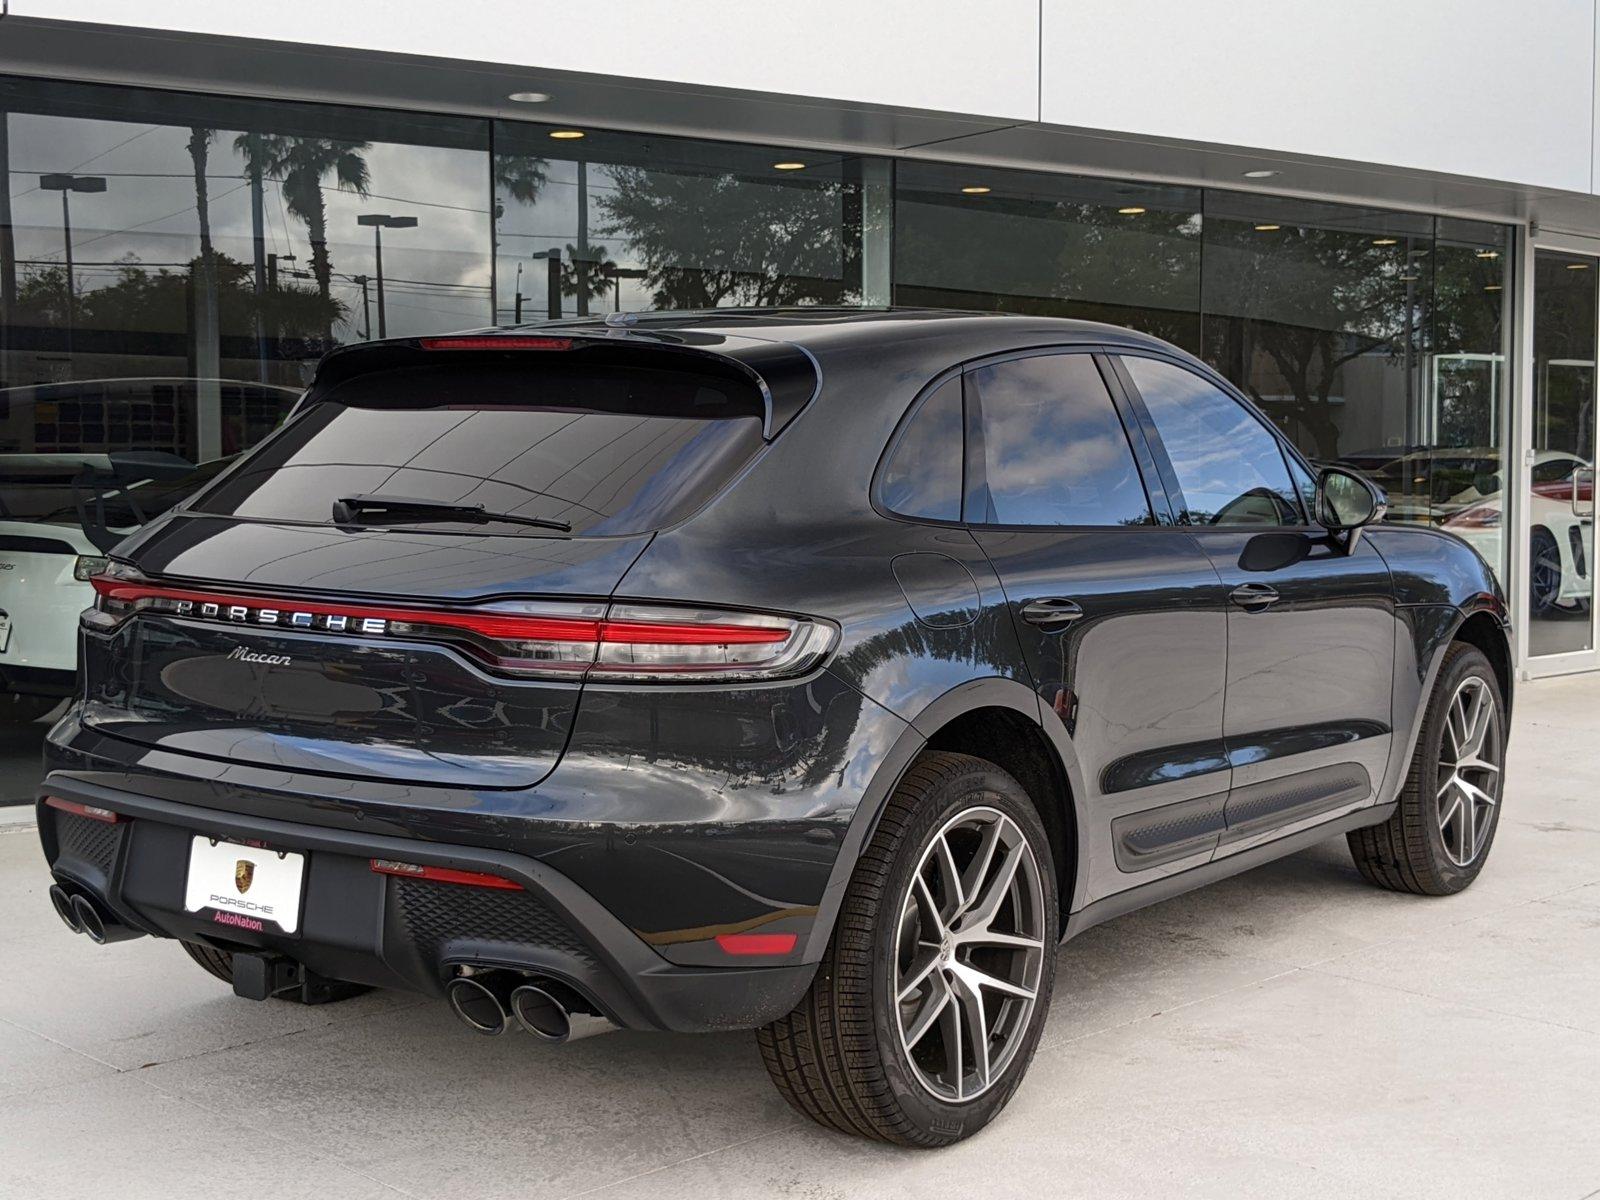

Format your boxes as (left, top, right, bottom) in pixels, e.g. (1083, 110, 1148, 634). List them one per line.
(184, 837, 306, 934)
(0, 611, 11, 654)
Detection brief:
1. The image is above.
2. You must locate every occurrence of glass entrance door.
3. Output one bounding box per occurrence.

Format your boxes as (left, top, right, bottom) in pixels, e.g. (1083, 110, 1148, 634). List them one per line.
(1526, 248, 1598, 662)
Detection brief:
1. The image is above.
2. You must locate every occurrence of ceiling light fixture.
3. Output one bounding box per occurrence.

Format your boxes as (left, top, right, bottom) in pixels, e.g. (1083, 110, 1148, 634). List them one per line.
(772, 161, 807, 171)
(1484, 284, 1503, 291)
(507, 91, 551, 104)
(1372, 237, 1399, 246)
(1254, 224, 1281, 232)
(1117, 206, 1146, 215)
(960, 185, 992, 195)
(1475, 250, 1500, 259)
(1568, 262, 1591, 270)
(1243, 169, 1279, 179)
(549, 129, 586, 140)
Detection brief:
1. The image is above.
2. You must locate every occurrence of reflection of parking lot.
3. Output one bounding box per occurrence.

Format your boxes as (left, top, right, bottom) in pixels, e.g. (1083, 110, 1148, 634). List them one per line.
(0, 711, 52, 806)
(5, 682, 1600, 1196)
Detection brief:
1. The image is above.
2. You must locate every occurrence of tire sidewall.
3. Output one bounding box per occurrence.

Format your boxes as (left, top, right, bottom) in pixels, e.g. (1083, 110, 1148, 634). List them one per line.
(868, 760, 1058, 1142)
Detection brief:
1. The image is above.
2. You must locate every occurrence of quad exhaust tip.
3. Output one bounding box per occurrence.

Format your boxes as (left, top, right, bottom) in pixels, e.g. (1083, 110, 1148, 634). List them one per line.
(446, 972, 615, 1043)
(49, 884, 82, 934)
(445, 973, 515, 1036)
(48, 883, 144, 944)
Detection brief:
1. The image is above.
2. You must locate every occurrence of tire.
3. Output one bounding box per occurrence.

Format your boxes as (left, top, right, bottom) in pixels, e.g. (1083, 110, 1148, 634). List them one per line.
(179, 941, 369, 1004)
(757, 751, 1059, 1147)
(1348, 642, 1506, 895)
(1530, 527, 1562, 616)
(0, 694, 60, 724)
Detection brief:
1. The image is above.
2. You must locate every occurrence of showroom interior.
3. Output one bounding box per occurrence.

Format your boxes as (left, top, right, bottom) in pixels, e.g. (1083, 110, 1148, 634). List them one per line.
(0, 64, 1594, 674)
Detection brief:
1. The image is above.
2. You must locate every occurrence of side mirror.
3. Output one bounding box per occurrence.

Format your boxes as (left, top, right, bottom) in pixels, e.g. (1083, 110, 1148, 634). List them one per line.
(1315, 467, 1387, 553)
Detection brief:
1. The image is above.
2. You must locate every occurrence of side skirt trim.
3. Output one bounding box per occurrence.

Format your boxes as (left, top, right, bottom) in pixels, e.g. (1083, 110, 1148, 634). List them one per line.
(1062, 803, 1397, 942)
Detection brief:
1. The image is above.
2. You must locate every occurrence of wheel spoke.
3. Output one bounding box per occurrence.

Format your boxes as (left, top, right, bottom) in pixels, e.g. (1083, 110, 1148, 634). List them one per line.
(934, 835, 965, 917)
(949, 969, 989, 1098)
(1460, 684, 1490, 759)
(913, 873, 946, 938)
(957, 819, 1003, 918)
(1457, 777, 1498, 810)
(902, 970, 950, 1047)
(940, 981, 964, 1099)
(961, 929, 1043, 951)
(954, 960, 1037, 1003)
(960, 839, 1025, 931)
(898, 948, 942, 1003)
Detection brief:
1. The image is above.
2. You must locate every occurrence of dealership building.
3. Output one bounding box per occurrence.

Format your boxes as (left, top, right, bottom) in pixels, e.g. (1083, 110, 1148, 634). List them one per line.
(2, 1, 1599, 674)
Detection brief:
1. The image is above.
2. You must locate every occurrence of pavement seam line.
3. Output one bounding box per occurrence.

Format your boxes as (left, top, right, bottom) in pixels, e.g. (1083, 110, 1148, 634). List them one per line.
(0, 1011, 123, 1073)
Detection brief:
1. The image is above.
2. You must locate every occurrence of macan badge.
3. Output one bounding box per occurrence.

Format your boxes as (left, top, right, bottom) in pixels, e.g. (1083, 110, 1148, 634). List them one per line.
(235, 860, 255, 894)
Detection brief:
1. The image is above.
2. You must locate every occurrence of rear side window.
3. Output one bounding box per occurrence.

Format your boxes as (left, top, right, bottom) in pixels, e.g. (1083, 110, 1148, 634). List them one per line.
(1121, 356, 1302, 527)
(193, 363, 765, 536)
(880, 377, 963, 522)
(968, 353, 1153, 527)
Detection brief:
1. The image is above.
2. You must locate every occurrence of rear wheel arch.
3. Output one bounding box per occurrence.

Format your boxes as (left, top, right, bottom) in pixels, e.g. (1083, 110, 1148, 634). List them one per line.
(921, 707, 1079, 931)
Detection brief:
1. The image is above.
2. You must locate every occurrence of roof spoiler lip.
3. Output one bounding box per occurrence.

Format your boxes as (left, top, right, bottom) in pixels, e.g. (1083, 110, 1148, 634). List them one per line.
(307, 329, 819, 440)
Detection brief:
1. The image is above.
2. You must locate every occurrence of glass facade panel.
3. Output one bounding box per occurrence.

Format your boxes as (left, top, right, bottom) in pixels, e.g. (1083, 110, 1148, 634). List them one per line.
(1527, 249, 1597, 657)
(894, 162, 1203, 351)
(492, 124, 868, 319)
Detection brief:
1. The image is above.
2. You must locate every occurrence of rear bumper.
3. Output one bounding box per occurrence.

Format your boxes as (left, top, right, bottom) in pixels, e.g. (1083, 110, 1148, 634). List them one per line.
(36, 777, 817, 1033)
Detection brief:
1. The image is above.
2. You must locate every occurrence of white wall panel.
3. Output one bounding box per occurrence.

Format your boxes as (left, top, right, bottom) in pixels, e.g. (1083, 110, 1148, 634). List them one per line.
(15, 0, 1043, 121)
(1041, 0, 1596, 193)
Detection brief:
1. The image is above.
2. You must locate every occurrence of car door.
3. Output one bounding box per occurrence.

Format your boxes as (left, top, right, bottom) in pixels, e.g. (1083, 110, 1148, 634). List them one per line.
(962, 349, 1232, 903)
(1110, 352, 1396, 858)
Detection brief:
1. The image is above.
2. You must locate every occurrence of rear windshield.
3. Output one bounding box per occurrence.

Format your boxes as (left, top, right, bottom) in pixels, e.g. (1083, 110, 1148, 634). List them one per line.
(191, 362, 766, 537)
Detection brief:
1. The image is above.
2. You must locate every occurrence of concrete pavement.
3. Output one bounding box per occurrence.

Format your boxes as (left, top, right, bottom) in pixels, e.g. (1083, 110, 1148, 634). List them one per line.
(2, 676, 1598, 1199)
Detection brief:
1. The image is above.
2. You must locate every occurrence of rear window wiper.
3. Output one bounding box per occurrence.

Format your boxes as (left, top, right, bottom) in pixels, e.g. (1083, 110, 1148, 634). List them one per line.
(331, 494, 572, 533)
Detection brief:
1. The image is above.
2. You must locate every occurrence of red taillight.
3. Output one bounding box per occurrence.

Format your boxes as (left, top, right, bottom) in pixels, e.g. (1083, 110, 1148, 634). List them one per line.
(89, 577, 835, 683)
(419, 336, 573, 351)
(715, 931, 798, 956)
(44, 796, 122, 824)
(370, 859, 522, 891)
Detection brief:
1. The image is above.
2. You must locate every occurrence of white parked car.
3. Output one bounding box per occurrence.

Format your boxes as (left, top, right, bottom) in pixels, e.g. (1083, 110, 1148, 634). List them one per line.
(1, 379, 300, 722)
(1442, 450, 1593, 614)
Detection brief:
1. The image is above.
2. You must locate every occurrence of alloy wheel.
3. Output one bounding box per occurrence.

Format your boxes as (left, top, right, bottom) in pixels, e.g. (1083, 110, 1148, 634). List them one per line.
(1436, 676, 1503, 867)
(893, 806, 1046, 1103)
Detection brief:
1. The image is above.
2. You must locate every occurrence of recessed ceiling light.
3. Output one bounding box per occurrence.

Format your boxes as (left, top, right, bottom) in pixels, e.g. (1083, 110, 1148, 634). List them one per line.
(1484, 284, 1503, 291)
(1398, 273, 1420, 282)
(1568, 262, 1590, 270)
(1372, 237, 1399, 246)
(1243, 169, 1279, 179)
(1254, 224, 1281, 232)
(507, 91, 551, 104)
(549, 129, 585, 140)
(1475, 250, 1500, 259)
(1117, 206, 1146, 215)
(772, 161, 807, 171)
(960, 185, 992, 195)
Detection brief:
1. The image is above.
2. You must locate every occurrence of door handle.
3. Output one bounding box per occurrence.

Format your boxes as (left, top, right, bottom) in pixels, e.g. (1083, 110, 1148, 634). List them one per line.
(1229, 582, 1281, 611)
(1020, 598, 1085, 630)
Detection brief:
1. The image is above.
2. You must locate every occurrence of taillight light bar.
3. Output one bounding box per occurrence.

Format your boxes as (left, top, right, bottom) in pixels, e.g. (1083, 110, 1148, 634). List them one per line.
(44, 796, 123, 824)
(370, 859, 522, 891)
(89, 573, 836, 683)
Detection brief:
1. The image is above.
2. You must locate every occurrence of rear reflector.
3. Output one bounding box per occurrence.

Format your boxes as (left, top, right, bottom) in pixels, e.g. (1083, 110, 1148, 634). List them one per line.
(419, 336, 573, 351)
(43, 796, 122, 824)
(715, 931, 798, 956)
(370, 859, 522, 891)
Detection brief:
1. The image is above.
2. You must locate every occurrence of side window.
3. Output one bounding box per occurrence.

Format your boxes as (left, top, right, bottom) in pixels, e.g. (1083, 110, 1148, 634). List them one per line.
(1121, 356, 1301, 527)
(969, 353, 1153, 527)
(880, 376, 963, 522)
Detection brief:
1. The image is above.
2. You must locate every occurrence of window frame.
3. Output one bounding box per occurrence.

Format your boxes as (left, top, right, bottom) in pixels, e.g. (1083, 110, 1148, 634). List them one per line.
(1107, 349, 1318, 531)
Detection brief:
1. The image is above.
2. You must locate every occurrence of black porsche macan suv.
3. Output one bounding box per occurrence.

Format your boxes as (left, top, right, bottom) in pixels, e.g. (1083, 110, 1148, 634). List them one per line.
(37, 310, 1511, 1146)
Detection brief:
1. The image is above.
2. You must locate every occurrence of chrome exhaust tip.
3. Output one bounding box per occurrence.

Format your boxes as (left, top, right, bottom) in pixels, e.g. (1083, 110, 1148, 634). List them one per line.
(445, 973, 513, 1036)
(510, 983, 615, 1044)
(67, 892, 143, 944)
(49, 884, 83, 934)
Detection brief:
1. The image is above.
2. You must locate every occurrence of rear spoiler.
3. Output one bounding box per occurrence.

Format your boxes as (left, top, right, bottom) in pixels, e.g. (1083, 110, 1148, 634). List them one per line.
(307, 330, 820, 440)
